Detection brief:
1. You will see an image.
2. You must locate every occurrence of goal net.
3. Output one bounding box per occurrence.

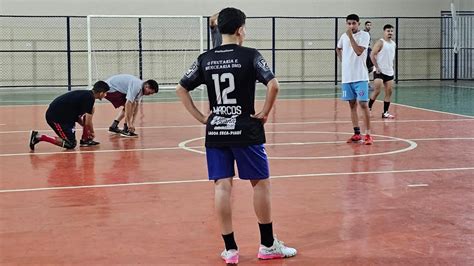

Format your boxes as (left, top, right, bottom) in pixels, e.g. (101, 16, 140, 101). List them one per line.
(87, 15, 204, 89)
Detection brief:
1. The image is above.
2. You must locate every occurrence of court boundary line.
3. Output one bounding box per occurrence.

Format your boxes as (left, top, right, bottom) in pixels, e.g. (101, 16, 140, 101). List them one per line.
(1, 118, 473, 135)
(0, 97, 334, 108)
(0, 98, 472, 119)
(391, 102, 474, 118)
(0, 93, 341, 104)
(0, 166, 472, 194)
(447, 84, 474, 89)
(1, 136, 472, 157)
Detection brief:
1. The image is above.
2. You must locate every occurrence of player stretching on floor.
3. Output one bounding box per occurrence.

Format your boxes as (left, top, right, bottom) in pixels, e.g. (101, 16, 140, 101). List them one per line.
(105, 74, 159, 137)
(29, 81, 109, 150)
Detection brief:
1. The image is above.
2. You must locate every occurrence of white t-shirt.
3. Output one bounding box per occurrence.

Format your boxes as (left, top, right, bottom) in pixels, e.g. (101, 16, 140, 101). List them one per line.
(105, 74, 144, 102)
(376, 38, 396, 76)
(337, 31, 370, 83)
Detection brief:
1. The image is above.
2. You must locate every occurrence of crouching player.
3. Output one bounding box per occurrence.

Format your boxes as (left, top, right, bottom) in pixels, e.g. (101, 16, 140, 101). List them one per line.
(29, 81, 109, 150)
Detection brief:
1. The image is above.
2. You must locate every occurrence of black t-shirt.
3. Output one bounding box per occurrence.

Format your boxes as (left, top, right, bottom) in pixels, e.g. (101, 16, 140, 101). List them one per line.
(179, 44, 275, 147)
(46, 90, 95, 123)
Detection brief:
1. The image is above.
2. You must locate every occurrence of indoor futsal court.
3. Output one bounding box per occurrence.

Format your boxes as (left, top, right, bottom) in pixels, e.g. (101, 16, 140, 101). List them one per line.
(1, 0, 474, 265)
(1, 82, 473, 264)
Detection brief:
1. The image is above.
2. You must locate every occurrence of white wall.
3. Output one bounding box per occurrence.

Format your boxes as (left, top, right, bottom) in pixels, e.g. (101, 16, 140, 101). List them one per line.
(1, 0, 471, 17)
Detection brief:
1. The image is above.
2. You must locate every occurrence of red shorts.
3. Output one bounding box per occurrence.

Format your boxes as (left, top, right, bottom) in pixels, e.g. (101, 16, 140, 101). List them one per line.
(105, 91, 127, 108)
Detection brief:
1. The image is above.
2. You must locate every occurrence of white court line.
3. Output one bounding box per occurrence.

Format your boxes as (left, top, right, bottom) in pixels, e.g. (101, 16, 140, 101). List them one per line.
(0, 93, 340, 103)
(0, 100, 53, 103)
(0, 125, 202, 134)
(266, 137, 474, 144)
(391, 102, 474, 119)
(0, 167, 472, 194)
(408, 184, 429, 187)
(1, 118, 473, 135)
(2, 136, 472, 158)
(267, 118, 474, 126)
(0, 145, 187, 157)
(447, 85, 474, 89)
(0, 94, 472, 120)
(0, 95, 335, 108)
(178, 131, 419, 159)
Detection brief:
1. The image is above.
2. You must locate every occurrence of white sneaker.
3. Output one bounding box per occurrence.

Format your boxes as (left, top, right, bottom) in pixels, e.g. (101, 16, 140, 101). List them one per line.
(382, 112, 395, 119)
(257, 237, 297, 260)
(220, 249, 239, 264)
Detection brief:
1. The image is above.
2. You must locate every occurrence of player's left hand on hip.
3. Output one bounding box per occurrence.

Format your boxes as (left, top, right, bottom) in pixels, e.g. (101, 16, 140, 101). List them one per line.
(251, 112, 268, 124)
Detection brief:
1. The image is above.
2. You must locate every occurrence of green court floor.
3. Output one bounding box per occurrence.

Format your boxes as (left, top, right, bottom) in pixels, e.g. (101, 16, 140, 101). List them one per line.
(0, 81, 473, 116)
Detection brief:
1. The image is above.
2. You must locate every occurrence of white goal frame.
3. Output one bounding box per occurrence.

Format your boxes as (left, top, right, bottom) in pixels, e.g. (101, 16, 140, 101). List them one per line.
(86, 15, 204, 87)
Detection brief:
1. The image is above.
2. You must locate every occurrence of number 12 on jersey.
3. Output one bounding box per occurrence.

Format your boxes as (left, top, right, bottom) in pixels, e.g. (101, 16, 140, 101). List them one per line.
(212, 73, 236, 104)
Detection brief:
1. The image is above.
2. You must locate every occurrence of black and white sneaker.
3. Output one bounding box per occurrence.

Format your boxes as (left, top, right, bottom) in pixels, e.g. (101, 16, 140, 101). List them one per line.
(29, 130, 40, 150)
(109, 126, 123, 134)
(120, 130, 138, 138)
(80, 139, 100, 147)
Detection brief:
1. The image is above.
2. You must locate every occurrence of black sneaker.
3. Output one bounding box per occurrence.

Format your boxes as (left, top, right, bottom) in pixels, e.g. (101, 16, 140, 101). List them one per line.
(29, 130, 39, 150)
(109, 126, 123, 134)
(120, 130, 138, 138)
(80, 139, 100, 147)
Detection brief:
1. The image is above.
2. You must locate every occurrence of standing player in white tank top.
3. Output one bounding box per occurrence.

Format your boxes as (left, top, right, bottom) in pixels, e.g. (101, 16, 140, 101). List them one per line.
(368, 24, 396, 119)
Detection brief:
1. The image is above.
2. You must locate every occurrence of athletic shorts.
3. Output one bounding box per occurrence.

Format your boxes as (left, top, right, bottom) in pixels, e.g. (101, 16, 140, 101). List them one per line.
(205, 144, 270, 180)
(105, 91, 127, 108)
(341, 81, 369, 102)
(374, 72, 394, 83)
(46, 119, 77, 147)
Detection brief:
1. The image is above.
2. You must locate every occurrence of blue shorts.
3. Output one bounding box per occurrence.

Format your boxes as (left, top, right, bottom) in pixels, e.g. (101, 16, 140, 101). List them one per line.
(206, 144, 270, 180)
(341, 81, 369, 101)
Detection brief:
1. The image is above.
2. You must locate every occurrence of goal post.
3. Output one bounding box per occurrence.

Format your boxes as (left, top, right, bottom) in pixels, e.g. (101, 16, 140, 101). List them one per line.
(87, 15, 204, 89)
(450, 3, 460, 82)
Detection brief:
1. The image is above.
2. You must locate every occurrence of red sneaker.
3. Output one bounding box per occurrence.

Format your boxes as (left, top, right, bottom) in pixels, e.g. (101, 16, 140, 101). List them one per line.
(364, 134, 374, 145)
(347, 134, 362, 143)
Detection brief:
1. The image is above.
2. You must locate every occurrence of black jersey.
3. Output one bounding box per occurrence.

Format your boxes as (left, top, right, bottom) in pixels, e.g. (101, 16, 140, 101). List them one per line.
(179, 44, 275, 147)
(46, 90, 95, 123)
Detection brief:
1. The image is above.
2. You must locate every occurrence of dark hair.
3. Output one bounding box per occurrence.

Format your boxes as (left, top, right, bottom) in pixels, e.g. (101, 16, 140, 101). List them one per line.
(365, 21, 372, 25)
(92, 80, 109, 93)
(218, 7, 246, 34)
(346, 14, 360, 22)
(145, 79, 159, 93)
(383, 24, 394, 30)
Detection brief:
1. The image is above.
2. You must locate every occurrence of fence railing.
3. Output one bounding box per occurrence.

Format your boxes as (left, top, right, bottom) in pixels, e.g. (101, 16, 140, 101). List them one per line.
(1, 15, 472, 90)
